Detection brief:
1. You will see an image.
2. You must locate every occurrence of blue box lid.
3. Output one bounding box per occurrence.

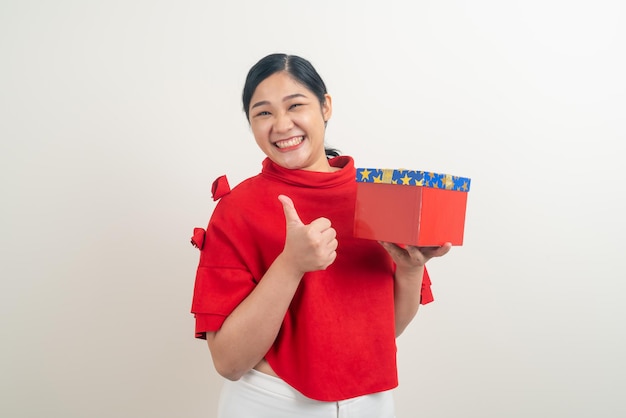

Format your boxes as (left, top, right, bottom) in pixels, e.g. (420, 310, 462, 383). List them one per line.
(356, 168, 471, 192)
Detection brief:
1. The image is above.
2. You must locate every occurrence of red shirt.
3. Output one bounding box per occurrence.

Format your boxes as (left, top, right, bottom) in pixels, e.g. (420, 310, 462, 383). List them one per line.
(191, 156, 433, 401)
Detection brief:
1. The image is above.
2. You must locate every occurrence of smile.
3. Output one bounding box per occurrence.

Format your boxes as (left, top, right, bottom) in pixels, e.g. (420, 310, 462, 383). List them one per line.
(275, 136, 304, 149)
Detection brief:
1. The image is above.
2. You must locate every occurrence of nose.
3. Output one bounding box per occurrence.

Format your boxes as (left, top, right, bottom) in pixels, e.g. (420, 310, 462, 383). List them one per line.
(273, 112, 294, 133)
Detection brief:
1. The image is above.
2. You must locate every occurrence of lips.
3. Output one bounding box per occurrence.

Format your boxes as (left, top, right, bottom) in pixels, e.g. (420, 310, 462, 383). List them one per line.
(274, 136, 304, 149)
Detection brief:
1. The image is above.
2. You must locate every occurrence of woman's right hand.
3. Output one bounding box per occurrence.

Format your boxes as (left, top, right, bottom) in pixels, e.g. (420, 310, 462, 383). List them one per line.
(278, 195, 338, 274)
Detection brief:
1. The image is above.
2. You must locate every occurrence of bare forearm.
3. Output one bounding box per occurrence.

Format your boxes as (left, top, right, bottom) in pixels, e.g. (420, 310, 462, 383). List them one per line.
(207, 254, 302, 380)
(393, 265, 425, 337)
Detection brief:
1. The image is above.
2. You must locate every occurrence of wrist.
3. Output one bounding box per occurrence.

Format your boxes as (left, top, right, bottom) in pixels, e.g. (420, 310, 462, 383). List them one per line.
(273, 252, 306, 283)
(394, 264, 425, 283)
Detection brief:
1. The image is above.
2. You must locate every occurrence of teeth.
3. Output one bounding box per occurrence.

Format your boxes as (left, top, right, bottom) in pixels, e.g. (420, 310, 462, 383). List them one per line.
(275, 136, 304, 149)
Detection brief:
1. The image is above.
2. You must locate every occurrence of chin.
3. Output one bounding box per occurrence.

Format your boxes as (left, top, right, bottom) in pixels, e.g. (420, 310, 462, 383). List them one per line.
(273, 153, 309, 170)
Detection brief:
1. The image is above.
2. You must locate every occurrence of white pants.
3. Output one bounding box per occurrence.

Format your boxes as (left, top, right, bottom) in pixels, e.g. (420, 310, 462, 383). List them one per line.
(217, 369, 396, 418)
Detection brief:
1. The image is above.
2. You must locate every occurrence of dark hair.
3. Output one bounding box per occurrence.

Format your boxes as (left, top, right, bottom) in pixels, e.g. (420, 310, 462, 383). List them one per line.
(242, 53, 340, 158)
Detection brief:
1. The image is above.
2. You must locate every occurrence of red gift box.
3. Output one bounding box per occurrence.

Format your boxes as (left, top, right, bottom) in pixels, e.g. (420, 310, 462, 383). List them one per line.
(354, 168, 471, 246)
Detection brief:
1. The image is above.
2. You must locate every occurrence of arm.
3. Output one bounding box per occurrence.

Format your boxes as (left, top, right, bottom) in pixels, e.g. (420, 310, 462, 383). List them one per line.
(206, 254, 303, 380)
(379, 242, 451, 337)
(207, 195, 338, 381)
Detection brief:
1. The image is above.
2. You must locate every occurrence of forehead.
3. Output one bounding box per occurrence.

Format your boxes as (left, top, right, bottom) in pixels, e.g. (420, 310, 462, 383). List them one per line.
(251, 72, 310, 101)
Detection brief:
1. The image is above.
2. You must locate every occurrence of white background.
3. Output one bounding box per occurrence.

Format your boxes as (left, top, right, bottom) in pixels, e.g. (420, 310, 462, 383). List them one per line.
(1, 1, 624, 417)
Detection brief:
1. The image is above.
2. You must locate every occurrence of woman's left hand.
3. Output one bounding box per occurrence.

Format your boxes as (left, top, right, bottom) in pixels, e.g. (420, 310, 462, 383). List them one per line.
(379, 241, 452, 273)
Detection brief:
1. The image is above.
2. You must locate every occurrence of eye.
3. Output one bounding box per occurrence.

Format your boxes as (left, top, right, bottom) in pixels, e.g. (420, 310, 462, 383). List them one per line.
(255, 110, 271, 117)
(289, 103, 303, 110)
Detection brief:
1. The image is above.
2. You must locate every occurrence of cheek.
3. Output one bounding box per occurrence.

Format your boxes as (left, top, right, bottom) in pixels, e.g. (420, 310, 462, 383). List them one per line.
(250, 121, 269, 138)
(295, 113, 322, 132)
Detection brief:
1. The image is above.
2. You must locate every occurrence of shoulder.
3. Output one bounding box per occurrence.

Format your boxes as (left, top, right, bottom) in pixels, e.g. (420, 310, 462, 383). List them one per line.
(215, 173, 266, 205)
(209, 173, 279, 222)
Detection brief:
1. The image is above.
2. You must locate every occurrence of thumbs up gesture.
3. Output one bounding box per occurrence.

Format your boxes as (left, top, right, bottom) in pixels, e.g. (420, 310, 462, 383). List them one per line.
(278, 195, 338, 274)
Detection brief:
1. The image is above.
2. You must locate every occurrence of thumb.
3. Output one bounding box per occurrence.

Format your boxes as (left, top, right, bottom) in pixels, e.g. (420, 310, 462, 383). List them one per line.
(278, 195, 303, 226)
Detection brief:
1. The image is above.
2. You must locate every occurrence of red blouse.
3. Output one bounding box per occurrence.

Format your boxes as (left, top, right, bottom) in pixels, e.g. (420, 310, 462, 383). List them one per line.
(191, 156, 433, 401)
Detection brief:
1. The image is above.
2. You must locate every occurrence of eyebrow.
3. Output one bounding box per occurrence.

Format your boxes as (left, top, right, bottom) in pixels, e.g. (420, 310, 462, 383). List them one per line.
(250, 93, 308, 110)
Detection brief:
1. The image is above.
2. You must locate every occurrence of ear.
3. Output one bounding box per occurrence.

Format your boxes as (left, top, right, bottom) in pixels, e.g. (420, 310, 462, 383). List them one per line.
(322, 93, 333, 122)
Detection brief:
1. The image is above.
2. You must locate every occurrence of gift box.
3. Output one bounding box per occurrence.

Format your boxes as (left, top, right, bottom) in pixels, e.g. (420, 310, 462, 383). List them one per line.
(354, 168, 471, 246)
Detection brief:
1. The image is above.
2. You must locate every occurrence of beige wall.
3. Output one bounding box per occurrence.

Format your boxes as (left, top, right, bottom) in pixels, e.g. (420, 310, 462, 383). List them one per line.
(1, 0, 624, 417)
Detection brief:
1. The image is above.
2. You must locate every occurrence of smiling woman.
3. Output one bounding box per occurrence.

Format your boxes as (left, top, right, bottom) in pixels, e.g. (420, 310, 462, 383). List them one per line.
(243, 54, 340, 158)
(190, 53, 451, 418)
(248, 71, 333, 172)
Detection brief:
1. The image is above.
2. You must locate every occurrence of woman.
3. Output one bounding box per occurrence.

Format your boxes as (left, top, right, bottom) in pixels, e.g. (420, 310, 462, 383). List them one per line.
(191, 53, 451, 417)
